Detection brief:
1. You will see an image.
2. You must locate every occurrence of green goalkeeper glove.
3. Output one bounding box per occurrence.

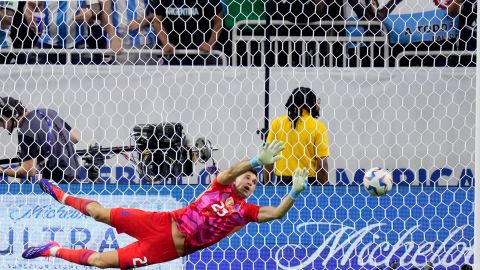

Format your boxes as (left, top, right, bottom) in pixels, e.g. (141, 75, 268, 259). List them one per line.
(289, 168, 309, 200)
(250, 140, 285, 168)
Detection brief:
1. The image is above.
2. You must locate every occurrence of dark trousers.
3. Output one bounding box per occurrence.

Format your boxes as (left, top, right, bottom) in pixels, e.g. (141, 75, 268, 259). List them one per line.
(0, 53, 17, 64)
(162, 54, 223, 66)
(28, 43, 105, 65)
(220, 28, 265, 67)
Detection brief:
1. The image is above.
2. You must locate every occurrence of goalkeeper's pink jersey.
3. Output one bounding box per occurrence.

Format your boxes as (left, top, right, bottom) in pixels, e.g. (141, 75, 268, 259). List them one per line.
(171, 178, 260, 255)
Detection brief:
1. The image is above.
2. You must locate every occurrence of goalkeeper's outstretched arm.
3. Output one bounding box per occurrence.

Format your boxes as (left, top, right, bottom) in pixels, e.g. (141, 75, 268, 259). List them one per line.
(217, 140, 284, 185)
(257, 168, 309, 222)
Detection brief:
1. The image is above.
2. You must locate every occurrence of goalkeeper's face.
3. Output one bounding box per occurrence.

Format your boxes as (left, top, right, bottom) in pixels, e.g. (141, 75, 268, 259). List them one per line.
(234, 171, 258, 198)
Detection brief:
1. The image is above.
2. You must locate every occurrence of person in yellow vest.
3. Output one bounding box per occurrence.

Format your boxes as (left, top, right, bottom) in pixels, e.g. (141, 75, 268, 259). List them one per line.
(263, 87, 329, 185)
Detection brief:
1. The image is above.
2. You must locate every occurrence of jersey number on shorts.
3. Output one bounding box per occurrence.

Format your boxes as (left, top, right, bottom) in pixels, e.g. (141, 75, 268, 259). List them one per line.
(133, 256, 148, 267)
(211, 202, 229, 216)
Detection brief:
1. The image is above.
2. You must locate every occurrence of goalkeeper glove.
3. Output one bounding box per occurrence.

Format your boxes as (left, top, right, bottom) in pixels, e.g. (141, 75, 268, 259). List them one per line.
(289, 168, 309, 200)
(250, 140, 285, 168)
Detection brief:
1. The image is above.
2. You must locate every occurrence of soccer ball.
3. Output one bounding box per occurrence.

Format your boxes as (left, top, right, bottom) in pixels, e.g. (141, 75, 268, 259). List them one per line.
(363, 167, 393, 196)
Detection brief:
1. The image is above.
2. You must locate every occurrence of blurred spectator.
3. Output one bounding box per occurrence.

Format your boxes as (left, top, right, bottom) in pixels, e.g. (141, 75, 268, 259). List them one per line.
(343, 0, 402, 67)
(10, 1, 38, 63)
(345, 0, 461, 67)
(457, 0, 476, 66)
(152, 0, 223, 65)
(263, 87, 329, 185)
(392, 0, 461, 67)
(220, 0, 265, 65)
(24, 0, 101, 64)
(346, 0, 403, 22)
(458, 0, 476, 51)
(0, 0, 17, 64)
(100, 0, 158, 64)
(269, 0, 343, 67)
(85, 1, 109, 56)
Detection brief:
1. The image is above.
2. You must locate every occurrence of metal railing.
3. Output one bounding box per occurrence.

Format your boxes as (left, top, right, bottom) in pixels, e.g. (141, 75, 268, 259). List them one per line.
(232, 20, 390, 67)
(0, 48, 228, 66)
(394, 50, 476, 67)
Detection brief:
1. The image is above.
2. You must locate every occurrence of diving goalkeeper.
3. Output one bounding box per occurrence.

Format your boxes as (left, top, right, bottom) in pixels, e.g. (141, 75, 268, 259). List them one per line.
(22, 140, 309, 269)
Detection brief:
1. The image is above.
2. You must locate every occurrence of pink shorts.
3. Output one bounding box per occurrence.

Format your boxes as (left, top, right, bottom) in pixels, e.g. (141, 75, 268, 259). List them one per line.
(110, 208, 180, 270)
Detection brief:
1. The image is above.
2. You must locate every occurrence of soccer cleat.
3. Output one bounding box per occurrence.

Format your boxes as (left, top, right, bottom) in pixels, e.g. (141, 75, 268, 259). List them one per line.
(22, 241, 60, 259)
(38, 179, 66, 203)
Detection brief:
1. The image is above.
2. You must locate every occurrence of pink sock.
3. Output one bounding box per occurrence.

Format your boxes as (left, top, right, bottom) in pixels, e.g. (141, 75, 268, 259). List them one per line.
(64, 196, 96, 216)
(55, 248, 95, 266)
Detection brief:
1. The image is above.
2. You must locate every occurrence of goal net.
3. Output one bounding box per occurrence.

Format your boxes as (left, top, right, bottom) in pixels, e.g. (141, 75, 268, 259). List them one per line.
(0, 0, 475, 269)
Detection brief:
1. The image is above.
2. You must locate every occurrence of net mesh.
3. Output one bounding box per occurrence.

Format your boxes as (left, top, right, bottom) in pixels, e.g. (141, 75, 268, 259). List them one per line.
(0, 0, 476, 269)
